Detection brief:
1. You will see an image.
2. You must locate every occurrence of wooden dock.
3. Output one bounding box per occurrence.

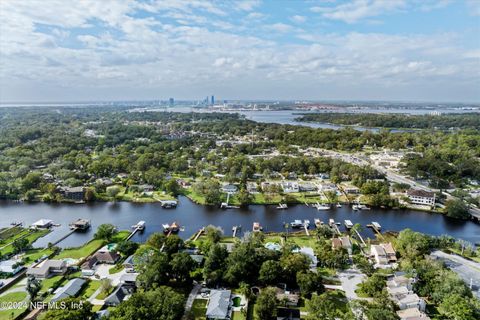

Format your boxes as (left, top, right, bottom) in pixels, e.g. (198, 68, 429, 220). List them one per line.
(304, 224, 310, 236)
(232, 226, 241, 237)
(352, 229, 366, 247)
(193, 228, 205, 241)
(49, 228, 77, 247)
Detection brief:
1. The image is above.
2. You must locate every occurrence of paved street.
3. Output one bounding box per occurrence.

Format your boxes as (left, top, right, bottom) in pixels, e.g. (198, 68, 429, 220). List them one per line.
(431, 250, 480, 299)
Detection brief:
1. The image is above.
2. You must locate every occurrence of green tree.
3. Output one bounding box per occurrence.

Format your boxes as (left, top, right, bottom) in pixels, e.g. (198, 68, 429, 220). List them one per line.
(146, 232, 166, 249)
(305, 292, 342, 320)
(255, 287, 278, 320)
(116, 241, 139, 256)
(204, 225, 223, 243)
(296, 271, 324, 298)
(438, 294, 480, 320)
(170, 252, 196, 284)
(444, 199, 471, 220)
(203, 243, 228, 286)
(137, 252, 170, 290)
(26, 276, 41, 302)
(259, 260, 282, 285)
(106, 185, 121, 200)
(237, 188, 252, 206)
(358, 274, 386, 297)
(43, 298, 94, 320)
(109, 287, 185, 320)
(162, 235, 184, 256)
(94, 223, 117, 241)
(12, 238, 30, 254)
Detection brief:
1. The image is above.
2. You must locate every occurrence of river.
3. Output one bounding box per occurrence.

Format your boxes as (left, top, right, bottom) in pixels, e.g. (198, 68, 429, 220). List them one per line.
(0, 196, 478, 248)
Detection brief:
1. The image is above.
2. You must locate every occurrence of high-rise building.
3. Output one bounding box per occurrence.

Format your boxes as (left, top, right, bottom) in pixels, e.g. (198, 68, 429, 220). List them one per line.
(169, 98, 174, 107)
(211, 95, 215, 105)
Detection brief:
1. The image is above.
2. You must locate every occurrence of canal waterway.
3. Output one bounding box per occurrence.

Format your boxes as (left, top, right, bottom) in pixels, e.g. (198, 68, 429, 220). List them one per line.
(1, 196, 479, 248)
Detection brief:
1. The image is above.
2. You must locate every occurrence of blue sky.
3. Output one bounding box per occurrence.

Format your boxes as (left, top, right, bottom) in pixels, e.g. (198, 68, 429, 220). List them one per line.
(0, 0, 479, 102)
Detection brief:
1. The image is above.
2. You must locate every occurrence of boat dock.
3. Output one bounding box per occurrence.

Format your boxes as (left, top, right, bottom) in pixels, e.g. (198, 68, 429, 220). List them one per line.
(163, 222, 180, 236)
(252, 222, 263, 232)
(69, 219, 90, 231)
(328, 219, 341, 235)
(367, 221, 382, 236)
(303, 220, 310, 236)
(232, 225, 242, 237)
(126, 221, 145, 240)
(193, 227, 205, 241)
(314, 219, 323, 228)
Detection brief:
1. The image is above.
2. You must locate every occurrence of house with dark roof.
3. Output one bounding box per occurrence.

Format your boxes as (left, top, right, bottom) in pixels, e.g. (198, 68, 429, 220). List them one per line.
(94, 250, 120, 264)
(51, 278, 86, 303)
(105, 284, 135, 306)
(206, 290, 232, 320)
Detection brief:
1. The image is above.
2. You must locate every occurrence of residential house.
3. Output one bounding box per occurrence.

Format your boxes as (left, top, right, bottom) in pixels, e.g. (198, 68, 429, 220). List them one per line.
(0, 260, 23, 275)
(393, 293, 426, 311)
(299, 182, 318, 192)
(371, 243, 397, 266)
(294, 247, 318, 269)
(93, 249, 120, 264)
(27, 260, 66, 279)
(275, 288, 299, 307)
(343, 186, 360, 194)
(119, 273, 138, 286)
(81, 256, 98, 276)
(281, 182, 299, 193)
(332, 238, 343, 251)
(61, 186, 85, 201)
(50, 278, 86, 303)
(122, 255, 136, 273)
(246, 182, 259, 194)
(319, 183, 338, 193)
(221, 184, 238, 194)
(407, 189, 435, 206)
(206, 289, 232, 320)
(396, 308, 431, 320)
(104, 284, 135, 306)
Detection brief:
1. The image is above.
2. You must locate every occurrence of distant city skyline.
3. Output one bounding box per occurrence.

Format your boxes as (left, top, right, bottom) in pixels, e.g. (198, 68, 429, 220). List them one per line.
(1, 0, 479, 103)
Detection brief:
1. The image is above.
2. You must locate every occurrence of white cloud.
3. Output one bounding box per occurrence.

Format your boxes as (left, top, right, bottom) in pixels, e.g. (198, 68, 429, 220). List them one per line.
(235, 0, 261, 11)
(266, 23, 293, 33)
(290, 15, 307, 23)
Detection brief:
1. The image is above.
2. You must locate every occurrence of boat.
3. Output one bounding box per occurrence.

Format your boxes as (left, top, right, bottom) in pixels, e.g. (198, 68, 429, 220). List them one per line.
(131, 220, 145, 231)
(252, 222, 263, 232)
(344, 220, 353, 229)
(359, 204, 370, 210)
(316, 203, 331, 211)
(336, 203, 342, 208)
(220, 202, 240, 209)
(290, 220, 303, 228)
(160, 200, 177, 208)
(69, 219, 91, 231)
(314, 219, 323, 228)
(276, 203, 288, 210)
(371, 222, 381, 230)
(162, 221, 180, 234)
(328, 218, 335, 227)
(303, 220, 310, 228)
(352, 204, 360, 211)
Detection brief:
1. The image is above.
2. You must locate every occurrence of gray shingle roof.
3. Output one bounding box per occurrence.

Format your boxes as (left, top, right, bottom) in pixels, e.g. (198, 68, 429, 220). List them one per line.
(206, 290, 231, 319)
(51, 278, 86, 303)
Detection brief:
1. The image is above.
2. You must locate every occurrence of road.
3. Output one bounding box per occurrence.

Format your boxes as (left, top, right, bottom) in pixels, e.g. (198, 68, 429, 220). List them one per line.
(337, 269, 369, 300)
(430, 250, 480, 299)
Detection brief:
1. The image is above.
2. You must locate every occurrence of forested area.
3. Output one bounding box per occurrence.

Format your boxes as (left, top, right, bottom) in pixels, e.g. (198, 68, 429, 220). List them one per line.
(296, 112, 480, 130)
(0, 107, 478, 201)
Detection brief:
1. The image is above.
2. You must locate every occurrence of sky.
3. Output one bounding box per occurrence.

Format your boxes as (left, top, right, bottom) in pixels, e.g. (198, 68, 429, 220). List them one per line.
(0, 0, 479, 103)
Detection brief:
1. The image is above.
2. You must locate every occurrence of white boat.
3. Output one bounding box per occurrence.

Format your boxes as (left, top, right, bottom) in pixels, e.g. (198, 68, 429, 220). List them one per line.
(344, 220, 353, 229)
(132, 220, 145, 231)
(253, 222, 263, 232)
(328, 218, 335, 227)
(290, 220, 303, 228)
(359, 204, 370, 210)
(276, 203, 288, 210)
(372, 222, 381, 230)
(314, 219, 323, 228)
(303, 220, 310, 228)
(336, 203, 342, 208)
(316, 203, 331, 211)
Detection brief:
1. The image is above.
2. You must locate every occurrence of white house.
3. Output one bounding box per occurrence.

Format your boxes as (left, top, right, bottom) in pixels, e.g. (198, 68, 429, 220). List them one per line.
(281, 182, 299, 193)
(407, 189, 435, 206)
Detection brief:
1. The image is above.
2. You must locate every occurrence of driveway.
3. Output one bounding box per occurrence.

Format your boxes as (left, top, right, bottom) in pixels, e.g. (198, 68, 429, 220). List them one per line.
(337, 269, 368, 300)
(184, 283, 201, 314)
(93, 264, 127, 286)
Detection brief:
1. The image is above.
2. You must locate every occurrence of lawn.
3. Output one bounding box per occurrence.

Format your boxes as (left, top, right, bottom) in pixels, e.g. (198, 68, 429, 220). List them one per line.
(0, 291, 28, 320)
(0, 291, 27, 303)
(55, 239, 104, 259)
(0, 226, 23, 241)
(191, 299, 207, 320)
(264, 233, 318, 248)
(232, 310, 247, 320)
(40, 275, 66, 294)
(0, 229, 50, 256)
(80, 280, 102, 299)
(108, 264, 124, 275)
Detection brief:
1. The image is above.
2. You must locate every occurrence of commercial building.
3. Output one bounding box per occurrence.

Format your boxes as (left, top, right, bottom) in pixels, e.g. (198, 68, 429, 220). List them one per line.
(407, 189, 435, 206)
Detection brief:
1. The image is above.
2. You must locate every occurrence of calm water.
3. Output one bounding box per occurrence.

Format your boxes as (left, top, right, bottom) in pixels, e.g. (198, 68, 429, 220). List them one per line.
(1, 196, 478, 248)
